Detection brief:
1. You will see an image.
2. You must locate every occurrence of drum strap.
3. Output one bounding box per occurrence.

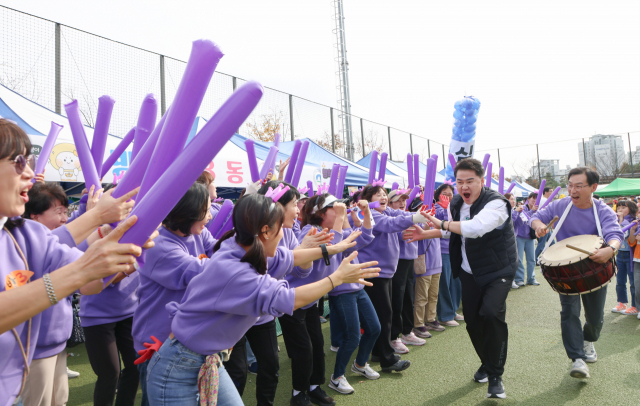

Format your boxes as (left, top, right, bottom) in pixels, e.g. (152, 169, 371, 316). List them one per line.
(541, 198, 602, 255)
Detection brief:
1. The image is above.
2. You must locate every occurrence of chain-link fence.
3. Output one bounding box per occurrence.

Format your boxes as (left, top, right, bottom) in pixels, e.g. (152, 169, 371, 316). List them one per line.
(3, 5, 640, 193)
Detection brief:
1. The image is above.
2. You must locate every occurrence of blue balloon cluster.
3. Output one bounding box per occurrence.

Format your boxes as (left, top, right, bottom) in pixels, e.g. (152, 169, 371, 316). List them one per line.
(445, 96, 481, 182)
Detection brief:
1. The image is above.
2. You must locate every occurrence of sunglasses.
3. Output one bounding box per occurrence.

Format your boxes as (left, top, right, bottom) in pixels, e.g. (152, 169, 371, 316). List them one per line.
(11, 155, 36, 175)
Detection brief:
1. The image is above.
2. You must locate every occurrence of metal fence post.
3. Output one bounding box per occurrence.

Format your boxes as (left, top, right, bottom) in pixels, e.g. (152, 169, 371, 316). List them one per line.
(629, 133, 634, 178)
(330, 108, 335, 153)
(409, 134, 413, 155)
(159, 55, 166, 115)
(289, 95, 294, 141)
(582, 138, 587, 167)
(442, 144, 446, 169)
(360, 118, 365, 157)
(497, 148, 501, 168)
(427, 140, 431, 158)
(232, 76, 237, 91)
(55, 23, 61, 115)
(388, 127, 392, 160)
(536, 143, 541, 185)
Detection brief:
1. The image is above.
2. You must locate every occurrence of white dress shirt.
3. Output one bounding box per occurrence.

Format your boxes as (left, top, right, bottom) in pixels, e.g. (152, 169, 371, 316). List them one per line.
(441, 200, 509, 274)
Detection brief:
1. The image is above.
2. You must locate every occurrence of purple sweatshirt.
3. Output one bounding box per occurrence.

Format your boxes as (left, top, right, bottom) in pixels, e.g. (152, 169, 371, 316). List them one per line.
(398, 230, 419, 260)
(292, 218, 303, 239)
(132, 227, 217, 352)
(80, 269, 140, 327)
(421, 237, 442, 276)
(512, 207, 533, 239)
(293, 224, 374, 298)
(205, 202, 222, 229)
(357, 208, 415, 278)
(529, 197, 623, 244)
(0, 220, 82, 406)
(168, 238, 296, 356)
(434, 203, 449, 254)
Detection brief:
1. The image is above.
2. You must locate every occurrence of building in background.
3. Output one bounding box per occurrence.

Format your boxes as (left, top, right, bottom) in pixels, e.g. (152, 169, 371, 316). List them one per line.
(530, 159, 570, 181)
(578, 134, 626, 175)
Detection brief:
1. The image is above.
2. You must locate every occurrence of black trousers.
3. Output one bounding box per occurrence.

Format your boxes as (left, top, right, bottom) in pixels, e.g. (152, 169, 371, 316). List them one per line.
(364, 277, 399, 368)
(223, 335, 247, 396)
(83, 317, 139, 406)
(391, 259, 416, 339)
(246, 320, 280, 406)
(459, 270, 511, 378)
(278, 303, 325, 392)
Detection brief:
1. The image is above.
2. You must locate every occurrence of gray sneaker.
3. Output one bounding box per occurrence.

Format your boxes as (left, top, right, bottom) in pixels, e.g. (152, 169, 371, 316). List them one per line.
(570, 359, 590, 378)
(584, 341, 597, 363)
(424, 321, 446, 332)
(527, 280, 540, 286)
(412, 326, 433, 338)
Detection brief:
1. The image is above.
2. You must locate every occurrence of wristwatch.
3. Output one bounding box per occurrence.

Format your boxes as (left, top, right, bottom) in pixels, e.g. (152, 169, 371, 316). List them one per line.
(440, 220, 446, 231)
(320, 243, 331, 266)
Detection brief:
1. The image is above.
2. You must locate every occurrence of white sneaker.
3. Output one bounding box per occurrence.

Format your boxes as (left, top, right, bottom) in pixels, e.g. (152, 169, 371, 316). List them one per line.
(330, 346, 339, 353)
(511, 281, 519, 289)
(583, 341, 597, 363)
(67, 367, 80, 379)
(351, 361, 380, 380)
(569, 359, 590, 378)
(391, 339, 409, 354)
(637, 312, 640, 320)
(401, 332, 426, 346)
(328, 374, 355, 394)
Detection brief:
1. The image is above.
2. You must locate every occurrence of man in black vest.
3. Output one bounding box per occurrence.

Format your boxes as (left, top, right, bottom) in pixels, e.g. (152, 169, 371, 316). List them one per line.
(404, 158, 518, 399)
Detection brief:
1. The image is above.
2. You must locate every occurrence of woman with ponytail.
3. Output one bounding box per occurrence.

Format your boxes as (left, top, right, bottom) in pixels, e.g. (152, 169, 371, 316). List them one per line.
(131, 182, 214, 404)
(145, 194, 380, 406)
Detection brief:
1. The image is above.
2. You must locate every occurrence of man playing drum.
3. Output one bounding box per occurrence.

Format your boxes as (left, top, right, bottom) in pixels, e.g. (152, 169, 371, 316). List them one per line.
(530, 167, 622, 379)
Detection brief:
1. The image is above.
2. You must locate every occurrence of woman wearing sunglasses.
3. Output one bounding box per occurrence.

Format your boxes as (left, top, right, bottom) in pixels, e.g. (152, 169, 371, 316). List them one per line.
(0, 119, 157, 406)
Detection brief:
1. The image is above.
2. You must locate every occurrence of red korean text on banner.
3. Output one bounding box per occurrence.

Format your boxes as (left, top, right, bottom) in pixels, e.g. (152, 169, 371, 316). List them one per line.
(205, 161, 215, 178)
(227, 161, 243, 184)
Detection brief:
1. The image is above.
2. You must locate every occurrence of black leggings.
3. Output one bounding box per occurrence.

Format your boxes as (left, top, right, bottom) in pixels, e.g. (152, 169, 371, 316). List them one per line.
(83, 317, 139, 406)
(391, 259, 415, 338)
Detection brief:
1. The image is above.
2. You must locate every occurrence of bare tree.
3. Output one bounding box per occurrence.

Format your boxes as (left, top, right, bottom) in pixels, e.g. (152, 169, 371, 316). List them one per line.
(0, 63, 43, 103)
(62, 88, 97, 127)
(245, 108, 290, 142)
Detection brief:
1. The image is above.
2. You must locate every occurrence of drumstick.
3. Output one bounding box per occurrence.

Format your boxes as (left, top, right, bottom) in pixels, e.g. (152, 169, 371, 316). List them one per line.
(545, 215, 559, 231)
(566, 244, 594, 257)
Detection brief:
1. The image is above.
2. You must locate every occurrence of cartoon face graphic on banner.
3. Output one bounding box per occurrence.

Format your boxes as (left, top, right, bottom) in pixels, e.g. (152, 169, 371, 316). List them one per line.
(50, 143, 81, 181)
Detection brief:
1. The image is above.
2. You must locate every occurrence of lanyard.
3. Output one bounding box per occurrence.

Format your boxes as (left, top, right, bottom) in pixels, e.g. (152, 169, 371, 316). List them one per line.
(542, 198, 602, 254)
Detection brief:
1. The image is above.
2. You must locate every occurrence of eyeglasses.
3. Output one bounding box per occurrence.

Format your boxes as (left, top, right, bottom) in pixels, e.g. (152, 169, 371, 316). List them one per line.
(10, 155, 35, 175)
(567, 184, 588, 191)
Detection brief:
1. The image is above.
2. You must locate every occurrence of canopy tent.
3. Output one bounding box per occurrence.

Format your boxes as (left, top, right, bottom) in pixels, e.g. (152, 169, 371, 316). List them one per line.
(594, 178, 640, 197)
(357, 152, 446, 189)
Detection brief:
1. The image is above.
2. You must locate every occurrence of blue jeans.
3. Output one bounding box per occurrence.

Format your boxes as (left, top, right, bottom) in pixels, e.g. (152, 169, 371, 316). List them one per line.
(146, 338, 243, 406)
(328, 299, 343, 348)
(615, 250, 635, 307)
(436, 253, 461, 322)
(515, 237, 536, 284)
(328, 289, 381, 378)
(535, 234, 549, 262)
(137, 360, 150, 406)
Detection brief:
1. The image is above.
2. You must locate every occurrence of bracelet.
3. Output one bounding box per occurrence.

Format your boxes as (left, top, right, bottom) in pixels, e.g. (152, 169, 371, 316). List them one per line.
(320, 244, 331, 266)
(97, 226, 104, 239)
(327, 275, 335, 289)
(440, 220, 445, 230)
(445, 221, 450, 231)
(42, 273, 58, 305)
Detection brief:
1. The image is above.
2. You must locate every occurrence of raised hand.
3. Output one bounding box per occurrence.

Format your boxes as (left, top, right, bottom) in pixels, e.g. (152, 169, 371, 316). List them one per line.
(86, 185, 103, 212)
(333, 251, 380, 286)
(94, 187, 139, 225)
(298, 227, 334, 249)
(328, 230, 361, 255)
(439, 194, 450, 209)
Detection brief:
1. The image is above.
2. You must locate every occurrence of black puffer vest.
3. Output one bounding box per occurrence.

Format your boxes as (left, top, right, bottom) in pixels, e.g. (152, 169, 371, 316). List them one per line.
(449, 187, 518, 287)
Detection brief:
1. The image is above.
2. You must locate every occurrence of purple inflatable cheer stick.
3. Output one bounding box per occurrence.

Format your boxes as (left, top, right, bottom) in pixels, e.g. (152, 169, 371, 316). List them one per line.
(33, 122, 63, 181)
(245, 139, 260, 182)
(379, 152, 388, 181)
(535, 179, 546, 207)
(105, 80, 263, 286)
(424, 158, 436, 210)
(215, 212, 235, 239)
(207, 199, 233, 235)
(291, 141, 309, 188)
(482, 154, 490, 172)
(622, 221, 638, 233)
(64, 100, 101, 192)
(448, 153, 457, 173)
(336, 165, 348, 199)
(431, 154, 439, 167)
(413, 154, 420, 186)
(284, 140, 301, 183)
(137, 39, 224, 205)
(260, 146, 279, 180)
(498, 167, 505, 194)
(506, 181, 517, 194)
(328, 163, 340, 195)
(368, 150, 378, 185)
(307, 180, 314, 196)
(391, 182, 399, 191)
(131, 94, 158, 163)
(407, 185, 421, 205)
(274, 133, 281, 148)
(485, 162, 492, 188)
(101, 127, 135, 179)
(407, 154, 414, 188)
(539, 186, 561, 210)
(91, 95, 115, 176)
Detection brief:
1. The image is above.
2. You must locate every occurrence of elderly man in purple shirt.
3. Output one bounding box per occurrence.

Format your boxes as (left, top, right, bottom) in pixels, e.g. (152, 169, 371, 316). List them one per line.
(530, 167, 622, 380)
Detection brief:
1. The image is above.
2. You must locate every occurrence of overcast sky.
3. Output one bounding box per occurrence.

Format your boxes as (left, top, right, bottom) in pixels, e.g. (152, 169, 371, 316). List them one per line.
(2, 0, 639, 176)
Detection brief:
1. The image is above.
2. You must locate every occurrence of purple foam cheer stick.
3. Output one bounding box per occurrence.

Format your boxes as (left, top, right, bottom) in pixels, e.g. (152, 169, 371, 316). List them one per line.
(307, 180, 314, 196)
(274, 133, 281, 148)
(448, 153, 457, 173)
(245, 139, 260, 182)
(33, 122, 63, 181)
(267, 135, 280, 176)
(137, 39, 224, 205)
(379, 152, 388, 181)
(498, 167, 505, 194)
(392, 182, 399, 191)
(482, 154, 490, 172)
(506, 181, 517, 194)
(407, 154, 414, 188)
(347, 201, 380, 213)
(131, 94, 158, 163)
(336, 165, 348, 199)
(328, 163, 340, 195)
(101, 127, 135, 179)
(485, 162, 492, 188)
(622, 221, 638, 233)
(539, 186, 561, 210)
(424, 158, 436, 209)
(260, 146, 279, 180)
(535, 179, 546, 207)
(407, 185, 421, 205)
(291, 141, 309, 188)
(284, 140, 301, 183)
(368, 150, 378, 185)
(413, 154, 420, 186)
(215, 212, 235, 239)
(91, 95, 115, 176)
(64, 100, 101, 192)
(207, 199, 233, 235)
(107, 80, 263, 285)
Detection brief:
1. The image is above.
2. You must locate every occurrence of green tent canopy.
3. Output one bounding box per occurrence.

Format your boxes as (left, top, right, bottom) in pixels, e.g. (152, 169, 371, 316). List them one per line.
(596, 178, 640, 197)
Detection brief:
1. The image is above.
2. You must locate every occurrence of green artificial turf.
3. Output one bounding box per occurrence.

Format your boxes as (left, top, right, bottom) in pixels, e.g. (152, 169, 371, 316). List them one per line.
(68, 270, 640, 405)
